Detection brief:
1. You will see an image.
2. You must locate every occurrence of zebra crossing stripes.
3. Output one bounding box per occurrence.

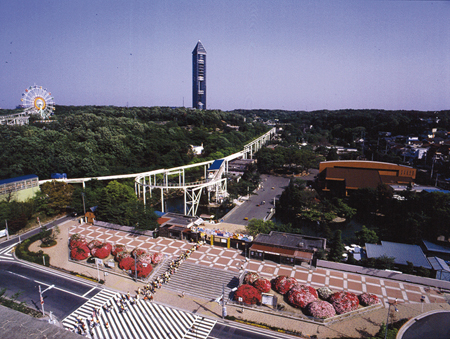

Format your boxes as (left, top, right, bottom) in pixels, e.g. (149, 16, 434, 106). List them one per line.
(63, 288, 216, 339)
(62, 289, 117, 329)
(0, 242, 17, 261)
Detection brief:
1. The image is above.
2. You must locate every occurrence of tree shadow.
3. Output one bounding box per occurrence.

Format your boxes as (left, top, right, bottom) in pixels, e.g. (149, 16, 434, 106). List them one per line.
(193, 300, 221, 317)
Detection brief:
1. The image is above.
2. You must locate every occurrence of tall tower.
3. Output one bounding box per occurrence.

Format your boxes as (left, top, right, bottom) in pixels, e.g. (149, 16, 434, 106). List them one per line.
(192, 41, 206, 110)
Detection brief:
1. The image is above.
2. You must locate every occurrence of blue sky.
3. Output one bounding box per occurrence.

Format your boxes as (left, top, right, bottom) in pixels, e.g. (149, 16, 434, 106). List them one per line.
(1, 0, 449, 111)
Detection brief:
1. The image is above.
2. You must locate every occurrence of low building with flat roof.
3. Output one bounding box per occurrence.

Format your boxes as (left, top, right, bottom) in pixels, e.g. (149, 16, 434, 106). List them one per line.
(0, 174, 39, 202)
(250, 231, 326, 266)
(365, 241, 432, 270)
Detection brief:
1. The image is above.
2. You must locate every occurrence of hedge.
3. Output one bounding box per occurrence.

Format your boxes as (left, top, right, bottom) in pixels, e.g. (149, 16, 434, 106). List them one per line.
(15, 229, 51, 267)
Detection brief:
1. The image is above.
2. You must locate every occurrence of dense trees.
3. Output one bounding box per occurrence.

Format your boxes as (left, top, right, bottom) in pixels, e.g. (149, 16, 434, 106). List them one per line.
(0, 106, 269, 180)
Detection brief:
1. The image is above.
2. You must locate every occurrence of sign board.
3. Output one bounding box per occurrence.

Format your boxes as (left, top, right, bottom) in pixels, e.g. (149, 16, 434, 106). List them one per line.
(220, 238, 227, 243)
(95, 258, 103, 265)
(0, 229, 7, 238)
(261, 293, 277, 308)
(107, 261, 115, 268)
(142, 263, 148, 267)
(238, 297, 243, 302)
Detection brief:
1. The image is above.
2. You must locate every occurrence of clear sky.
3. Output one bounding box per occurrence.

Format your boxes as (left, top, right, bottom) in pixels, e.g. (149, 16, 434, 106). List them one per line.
(1, 0, 449, 111)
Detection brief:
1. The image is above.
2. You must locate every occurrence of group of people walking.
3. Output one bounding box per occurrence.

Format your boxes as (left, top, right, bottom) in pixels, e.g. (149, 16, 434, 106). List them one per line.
(69, 241, 203, 336)
(137, 241, 203, 301)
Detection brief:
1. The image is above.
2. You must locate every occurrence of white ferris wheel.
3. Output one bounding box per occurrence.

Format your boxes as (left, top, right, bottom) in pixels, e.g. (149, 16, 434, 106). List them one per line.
(21, 85, 55, 119)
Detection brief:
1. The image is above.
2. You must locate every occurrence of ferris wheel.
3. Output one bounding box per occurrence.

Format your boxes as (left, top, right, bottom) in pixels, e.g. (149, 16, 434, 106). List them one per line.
(21, 85, 55, 119)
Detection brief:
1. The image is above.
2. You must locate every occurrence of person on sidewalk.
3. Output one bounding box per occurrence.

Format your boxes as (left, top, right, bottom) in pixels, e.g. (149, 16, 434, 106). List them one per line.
(181, 291, 185, 298)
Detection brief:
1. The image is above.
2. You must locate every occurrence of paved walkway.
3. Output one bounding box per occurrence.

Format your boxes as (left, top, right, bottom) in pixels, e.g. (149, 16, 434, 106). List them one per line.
(30, 219, 450, 338)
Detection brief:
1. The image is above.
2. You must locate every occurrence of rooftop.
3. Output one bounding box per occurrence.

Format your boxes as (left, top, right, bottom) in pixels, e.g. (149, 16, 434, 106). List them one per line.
(0, 174, 38, 186)
(253, 231, 326, 251)
(365, 241, 432, 269)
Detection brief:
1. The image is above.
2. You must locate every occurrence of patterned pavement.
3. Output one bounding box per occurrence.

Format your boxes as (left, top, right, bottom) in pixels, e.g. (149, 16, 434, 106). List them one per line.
(70, 224, 448, 307)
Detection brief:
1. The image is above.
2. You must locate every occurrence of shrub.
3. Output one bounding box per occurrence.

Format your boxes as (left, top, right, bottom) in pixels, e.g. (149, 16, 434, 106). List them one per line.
(119, 256, 135, 270)
(69, 234, 87, 249)
(115, 251, 131, 262)
(131, 248, 146, 258)
(87, 239, 102, 250)
(234, 284, 262, 305)
(243, 272, 259, 284)
(91, 243, 112, 259)
(286, 285, 318, 309)
(329, 291, 360, 314)
(71, 245, 90, 261)
(131, 262, 153, 278)
(317, 286, 334, 300)
(358, 292, 380, 306)
(111, 244, 126, 257)
(307, 300, 336, 319)
(272, 276, 298, 295)
(15, 231, 51, 266)
(151, 252, 163, 264)
(138, 253, 153, 265)
(253, 277, 271, 293)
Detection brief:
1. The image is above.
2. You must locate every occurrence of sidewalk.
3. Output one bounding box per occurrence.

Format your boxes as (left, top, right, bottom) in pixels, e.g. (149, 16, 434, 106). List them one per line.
(31, 220, 450, 338)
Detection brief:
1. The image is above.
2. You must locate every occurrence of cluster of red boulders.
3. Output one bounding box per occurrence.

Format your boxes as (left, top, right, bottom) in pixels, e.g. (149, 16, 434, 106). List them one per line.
(69, 234, 163, 279)
(234, 273, 380, 319)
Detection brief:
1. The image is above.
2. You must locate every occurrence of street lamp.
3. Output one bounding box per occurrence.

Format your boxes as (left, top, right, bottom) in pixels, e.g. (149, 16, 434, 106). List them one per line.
(81, 192, 86, 218)
(39, 284, 54, 316)
(384, 299, 399, 339)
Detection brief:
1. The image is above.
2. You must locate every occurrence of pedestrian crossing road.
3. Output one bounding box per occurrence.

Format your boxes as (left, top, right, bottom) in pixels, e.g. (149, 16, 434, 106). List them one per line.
(63, 289, 216, 339)
(0, 242, 17, 261)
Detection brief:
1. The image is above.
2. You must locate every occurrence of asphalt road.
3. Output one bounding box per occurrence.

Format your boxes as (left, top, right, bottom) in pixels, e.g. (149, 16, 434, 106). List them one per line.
(0, 260, 100, 320)
(224, 174, 291, 226)
(211, 322, 302, 339)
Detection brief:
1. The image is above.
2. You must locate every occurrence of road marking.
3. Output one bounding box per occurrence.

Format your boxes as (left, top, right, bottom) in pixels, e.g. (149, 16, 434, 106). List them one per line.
(82, 286, 97, 297)
(6, 270, 32, 280)
(34, 279, 89, 300)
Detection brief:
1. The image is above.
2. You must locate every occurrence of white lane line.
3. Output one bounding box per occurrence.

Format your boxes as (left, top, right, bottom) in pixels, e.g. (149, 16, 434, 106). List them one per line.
(82, 286, 97, 297)
(16, 261, 96, 287)
(34, 279, 89, 300)
(6, 270, 32, 280)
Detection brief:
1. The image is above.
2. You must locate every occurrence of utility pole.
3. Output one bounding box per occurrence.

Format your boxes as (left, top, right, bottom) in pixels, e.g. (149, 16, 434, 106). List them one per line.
(39, 284, 54, 316)
(222, 283, 226, 319)
(384, 299, 398, 339)
(5, 220, 9, 240)
(134, 252, 137, 282)
(81, 192, 86, 216)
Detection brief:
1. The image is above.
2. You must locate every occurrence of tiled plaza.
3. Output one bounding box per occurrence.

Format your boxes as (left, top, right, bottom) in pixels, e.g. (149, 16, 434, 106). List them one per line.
(70, 224, 448, 308)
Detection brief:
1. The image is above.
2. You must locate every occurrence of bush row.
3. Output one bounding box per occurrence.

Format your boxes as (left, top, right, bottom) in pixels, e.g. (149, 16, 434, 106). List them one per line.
(15, 229, 51, 267)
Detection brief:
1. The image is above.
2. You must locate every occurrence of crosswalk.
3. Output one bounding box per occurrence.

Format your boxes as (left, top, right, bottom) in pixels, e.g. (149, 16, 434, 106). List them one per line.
(0, 242, 17, 261)
(63, 289, 216, 339)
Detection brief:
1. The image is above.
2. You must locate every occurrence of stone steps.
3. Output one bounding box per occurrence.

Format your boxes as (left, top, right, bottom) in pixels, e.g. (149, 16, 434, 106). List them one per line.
(163, 262, 240, 301)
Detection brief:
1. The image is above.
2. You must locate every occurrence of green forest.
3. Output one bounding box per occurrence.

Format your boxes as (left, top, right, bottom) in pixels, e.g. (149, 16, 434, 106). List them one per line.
(0, 105, 268, 180)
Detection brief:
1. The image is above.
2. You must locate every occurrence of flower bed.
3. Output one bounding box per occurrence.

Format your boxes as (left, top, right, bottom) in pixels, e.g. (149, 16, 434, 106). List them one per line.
(358, 292, 380, 306)
(71, 244, 90, 261)
(131, 261, 153, 278)
(272, 276, 298, 295)
(234, 284, 262, 305)
(317, 286, 334, 300)
(286, 284, 318, 309)
(329, 291, 360, 315)
(115, 251, 131, 262)
(119, 256, 135, 271)
(151, 252, 163, 264)
(244, 272, 260, 284)
(91, 243, 112, 259)
(131, 248, 146, 258)
(111, 244, 126, 257)
(69, 234, 87, 249)
(253, 277, 271, 293)
(307, 300, 336, 319)
(87, 239, 102, 250)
